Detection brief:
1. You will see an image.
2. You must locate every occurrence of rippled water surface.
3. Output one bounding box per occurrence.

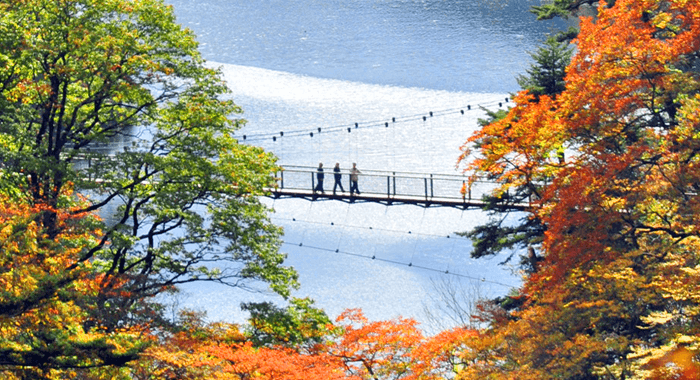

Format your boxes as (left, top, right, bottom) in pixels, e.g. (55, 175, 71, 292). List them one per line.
(168, 0, 566, 92)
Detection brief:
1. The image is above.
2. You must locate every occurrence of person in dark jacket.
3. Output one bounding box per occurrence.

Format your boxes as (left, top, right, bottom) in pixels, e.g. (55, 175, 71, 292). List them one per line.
(332, 162, 344, 195)
(314, 162, 325, 193)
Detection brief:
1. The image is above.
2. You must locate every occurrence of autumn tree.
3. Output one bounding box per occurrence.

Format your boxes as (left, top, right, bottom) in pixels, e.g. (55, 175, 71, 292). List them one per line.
(461, 37, 572, 270)
(458, 0, 580, 271)
(460, 0, 700, 378)
(325, 309, 423, 380)
(323, 309, 484, 380)
(0, 0, 297, 369)
(130, 309, 351, 380)
(122, 306, 479, 380)
(0, 190, 149, 379)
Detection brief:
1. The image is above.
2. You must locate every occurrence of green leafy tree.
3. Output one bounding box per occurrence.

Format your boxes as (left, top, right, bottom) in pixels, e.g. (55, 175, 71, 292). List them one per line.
(0, 0, 297, 371)
(242, 298, 335, 350)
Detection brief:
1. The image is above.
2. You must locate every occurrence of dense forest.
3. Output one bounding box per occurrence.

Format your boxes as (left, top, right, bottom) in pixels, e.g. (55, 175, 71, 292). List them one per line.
(1, 0, 700, 378)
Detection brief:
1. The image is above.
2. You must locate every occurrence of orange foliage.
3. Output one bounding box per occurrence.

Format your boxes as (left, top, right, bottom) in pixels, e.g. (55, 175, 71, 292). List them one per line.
(328, 309, 480, 380)
(406, 327, 477, 380)
(134, 310, 350, 380)
(132, 308, 482, 380)
(460, 0, 700, 378)
(329, 309, 424, 379)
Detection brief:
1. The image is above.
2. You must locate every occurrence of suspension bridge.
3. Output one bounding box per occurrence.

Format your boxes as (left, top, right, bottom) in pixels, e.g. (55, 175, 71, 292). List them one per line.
(65, 101, 527, 283)
(268, 165, 530, 210)
(70, 101, 531, 210)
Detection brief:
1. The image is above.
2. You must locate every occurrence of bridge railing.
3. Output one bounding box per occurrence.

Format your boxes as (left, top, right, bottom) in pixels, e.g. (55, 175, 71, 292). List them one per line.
(274, 165, 497, 201)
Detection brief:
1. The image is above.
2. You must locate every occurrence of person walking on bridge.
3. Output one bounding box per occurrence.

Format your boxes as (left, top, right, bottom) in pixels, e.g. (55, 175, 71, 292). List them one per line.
(349, 162, 361, 196)
(332, 162, 344, 195)
(314, 162, 325, 194)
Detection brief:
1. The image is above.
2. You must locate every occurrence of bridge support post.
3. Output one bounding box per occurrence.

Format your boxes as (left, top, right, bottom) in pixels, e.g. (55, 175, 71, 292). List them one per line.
(424, 178, 428, 200)
(430, 174, 434, 198)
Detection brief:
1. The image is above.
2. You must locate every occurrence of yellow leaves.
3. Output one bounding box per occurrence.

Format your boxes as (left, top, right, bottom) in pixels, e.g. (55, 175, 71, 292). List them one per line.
(0, 224, 12, 241)
(627, 341, 700, 380)
(600, 194, 627, 212)
(652, 11, 674, 30)
(680, 265, 700, 277)
(675, 94, 700, 142)
(461, 91, 568, 205)
(640, 311, 676, 327)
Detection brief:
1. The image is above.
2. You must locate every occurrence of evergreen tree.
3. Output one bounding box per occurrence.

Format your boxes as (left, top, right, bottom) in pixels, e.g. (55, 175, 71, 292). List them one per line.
(516, 37, 573, 101)
(530, 0, 615, 21)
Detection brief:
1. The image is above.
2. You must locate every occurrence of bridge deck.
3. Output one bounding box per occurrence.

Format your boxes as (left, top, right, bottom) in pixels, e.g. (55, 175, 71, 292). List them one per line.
(267, 188, 527, 209)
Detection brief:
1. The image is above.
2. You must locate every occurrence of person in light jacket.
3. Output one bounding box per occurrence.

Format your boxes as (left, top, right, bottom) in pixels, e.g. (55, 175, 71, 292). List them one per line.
(349, 162, 361, 195)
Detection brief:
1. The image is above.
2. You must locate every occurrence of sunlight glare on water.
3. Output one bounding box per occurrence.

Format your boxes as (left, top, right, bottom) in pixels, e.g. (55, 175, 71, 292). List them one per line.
(219, 63, 509, 173)
(176, 63, 522, 330)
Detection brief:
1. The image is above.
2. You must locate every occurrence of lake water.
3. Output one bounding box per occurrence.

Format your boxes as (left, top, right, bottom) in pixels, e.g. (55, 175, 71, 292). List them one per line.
(165, 0, 567, 331)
